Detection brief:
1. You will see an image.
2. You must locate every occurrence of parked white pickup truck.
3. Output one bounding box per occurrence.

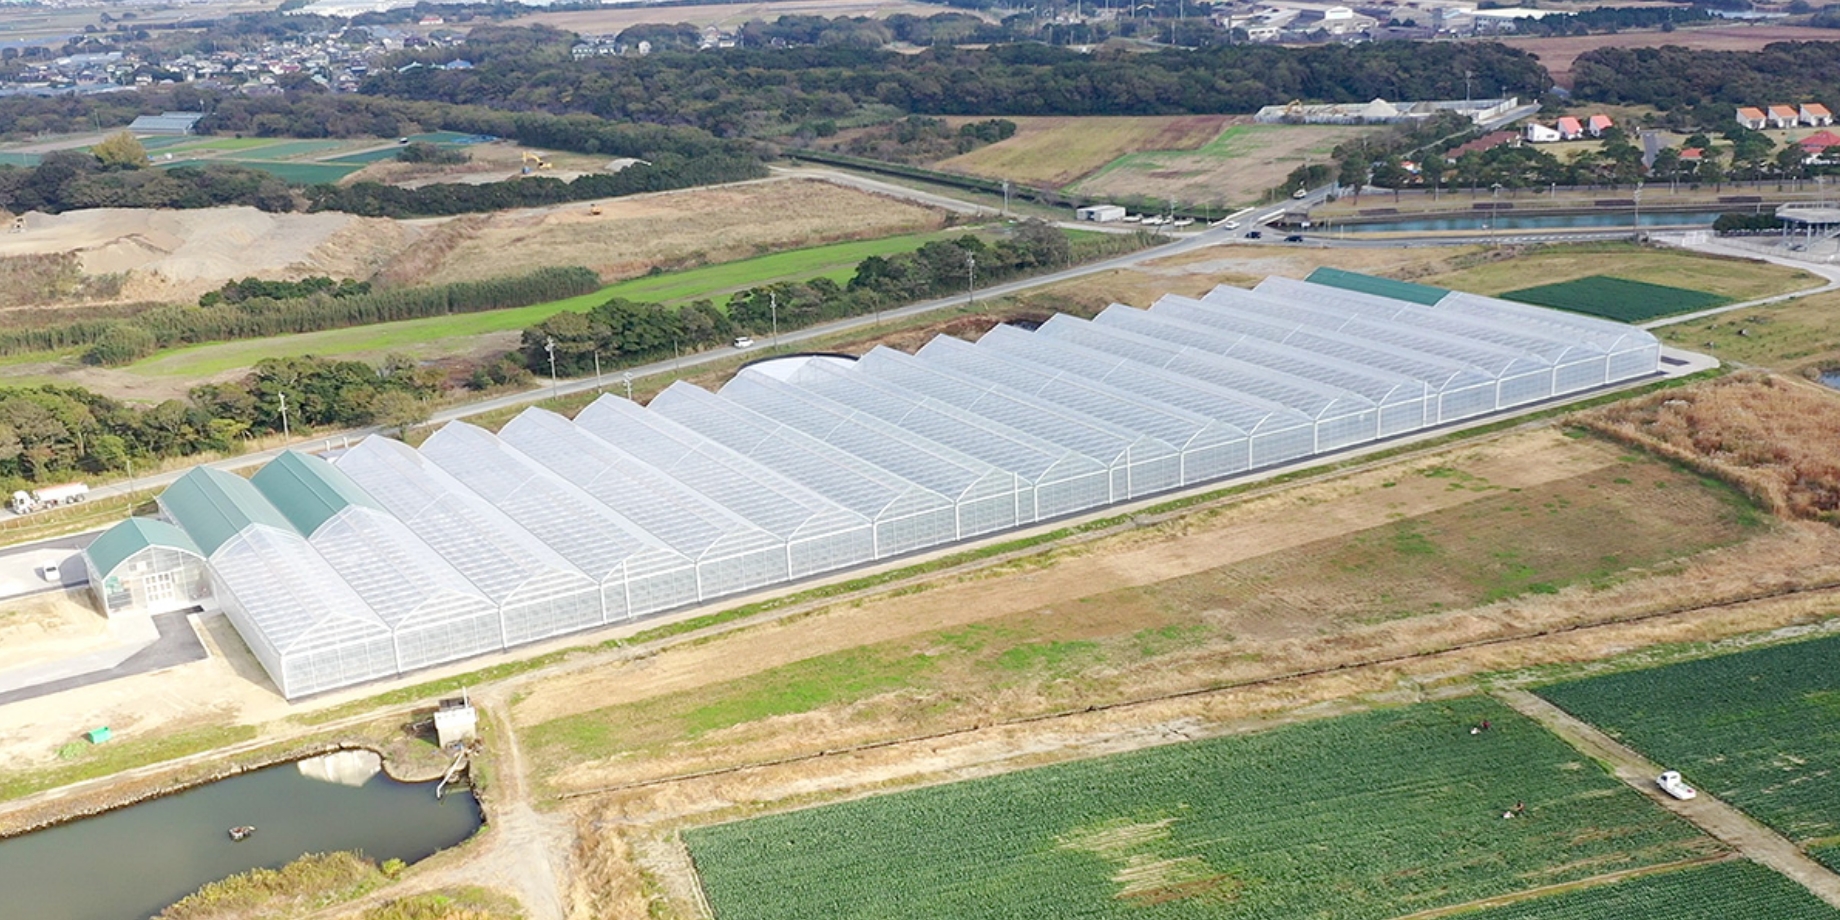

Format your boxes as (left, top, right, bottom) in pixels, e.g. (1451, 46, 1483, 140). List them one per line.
(1657, 770, 1697, 800)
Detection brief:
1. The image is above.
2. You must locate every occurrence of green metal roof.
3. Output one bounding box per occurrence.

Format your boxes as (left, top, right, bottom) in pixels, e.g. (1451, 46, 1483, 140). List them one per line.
(159, 467, 295, 556)
(83, 518, 202, 577)
(1306, 267, 1449, 307)
(251, 450, 385, 539)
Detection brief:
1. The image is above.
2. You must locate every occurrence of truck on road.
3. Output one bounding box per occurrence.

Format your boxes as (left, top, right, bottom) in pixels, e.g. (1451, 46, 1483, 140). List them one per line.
(11, 482, 89, 515)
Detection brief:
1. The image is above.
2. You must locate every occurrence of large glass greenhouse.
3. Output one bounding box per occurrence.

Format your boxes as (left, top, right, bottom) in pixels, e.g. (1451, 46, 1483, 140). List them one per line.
(98, 272, 1665, 699)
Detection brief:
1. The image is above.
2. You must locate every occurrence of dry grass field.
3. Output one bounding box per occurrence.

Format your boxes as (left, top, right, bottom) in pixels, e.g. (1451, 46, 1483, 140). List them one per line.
(505, 0, 954, 32)
(1502, 25, 1840, 88)
(1657, 287, 1840, 370)
(933, 115, 1231, 188)
(1068, 123, 1384, 206)
(402, 178, 949, 285)
(1582, 372, 1840, 524)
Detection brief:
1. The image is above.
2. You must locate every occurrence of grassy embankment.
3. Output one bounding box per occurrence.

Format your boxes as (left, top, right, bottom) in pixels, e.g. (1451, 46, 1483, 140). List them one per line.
(1422, 242, 1824, 304)
(125, 228, 973, 379)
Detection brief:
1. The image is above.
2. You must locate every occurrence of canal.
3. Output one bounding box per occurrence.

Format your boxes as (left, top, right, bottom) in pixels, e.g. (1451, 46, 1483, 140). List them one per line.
(0, 750, 482, 920)
(1327, 209, 1729, 234)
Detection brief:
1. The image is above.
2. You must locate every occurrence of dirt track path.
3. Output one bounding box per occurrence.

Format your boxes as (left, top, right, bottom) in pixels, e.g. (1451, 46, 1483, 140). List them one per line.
(1496, 689, 1840, 909)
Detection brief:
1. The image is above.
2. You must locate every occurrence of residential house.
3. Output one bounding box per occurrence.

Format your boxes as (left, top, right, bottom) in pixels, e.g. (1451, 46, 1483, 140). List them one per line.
(1799, 130, 1840, 162)
(1736, 107, 1767, 130)
(1555, 116, 1584, 140)
(1768, 105, 1800, 129)
(1586, 114, 1614, 137)
(1801, 103, 1833, 127)
(1446, 130, 1520, 160)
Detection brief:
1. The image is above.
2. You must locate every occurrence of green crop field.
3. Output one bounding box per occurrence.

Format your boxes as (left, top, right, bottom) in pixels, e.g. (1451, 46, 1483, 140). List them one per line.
(1449, 860, 1837, 920)
(1537, 633, 1840, 844)
(173, 137, 282, 151)
(1500, 275, 1728, 322)
(226, 161, 361, 184)
(686, 698, 1713, 920)
(126, 230, 967, 378)
(1816, 844, 1840, 874)
(328, 146, 415, 165)
(247, 140, 352, 159)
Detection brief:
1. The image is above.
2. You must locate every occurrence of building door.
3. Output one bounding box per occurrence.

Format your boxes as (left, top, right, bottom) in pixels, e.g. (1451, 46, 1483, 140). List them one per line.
(141, 571, 177, 607)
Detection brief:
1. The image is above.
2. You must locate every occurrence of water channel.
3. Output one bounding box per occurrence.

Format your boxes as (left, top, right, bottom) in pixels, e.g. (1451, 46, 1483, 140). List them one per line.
(1819, 369, 1840, 391)
(1327, 209, 1728, 234)
(0, 750, 482, 920)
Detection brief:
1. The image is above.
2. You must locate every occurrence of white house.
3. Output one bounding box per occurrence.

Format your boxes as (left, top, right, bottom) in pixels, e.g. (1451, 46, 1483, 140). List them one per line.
(1801, 103, 1833, 127)
(1524, 123, 1561, 143)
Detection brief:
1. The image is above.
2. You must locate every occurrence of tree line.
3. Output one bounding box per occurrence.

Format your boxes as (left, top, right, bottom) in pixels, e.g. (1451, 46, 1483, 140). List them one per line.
(0, 152, 295, 215)
(302, 153, 764, 218)
(0, 354, 439, 487)
(199, 275, 372, 306)
(1571, 41, 1840, 111)
(520, 220, 1077, 373)
(0, 266, 601, 365)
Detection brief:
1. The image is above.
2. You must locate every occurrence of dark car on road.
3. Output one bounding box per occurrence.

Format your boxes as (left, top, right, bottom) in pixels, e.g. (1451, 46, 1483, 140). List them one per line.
(1284, 234, 1304, 243)
(1246, 230, 1262, 239)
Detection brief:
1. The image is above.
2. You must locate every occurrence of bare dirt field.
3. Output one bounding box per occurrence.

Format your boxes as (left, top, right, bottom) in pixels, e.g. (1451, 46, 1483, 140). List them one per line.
(934, 115, 1234, 188)
(504, 0, 953, 33)
(0, 207, 419, 305)
(1503, 26, 1840, 88)
(1067, 123, 1383, 206)
(382, 177, 950, 286)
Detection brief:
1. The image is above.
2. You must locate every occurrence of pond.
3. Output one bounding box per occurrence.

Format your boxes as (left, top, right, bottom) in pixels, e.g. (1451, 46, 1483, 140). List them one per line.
(1819, 369, 1840, 391)
(0, 750, 482, 920)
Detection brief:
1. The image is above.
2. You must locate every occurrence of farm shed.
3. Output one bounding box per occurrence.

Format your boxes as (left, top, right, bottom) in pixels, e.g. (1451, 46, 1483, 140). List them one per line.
(1076, 205, 1126, 222)
(82, 518, 211, 618)
(140, 272, 1663, 699)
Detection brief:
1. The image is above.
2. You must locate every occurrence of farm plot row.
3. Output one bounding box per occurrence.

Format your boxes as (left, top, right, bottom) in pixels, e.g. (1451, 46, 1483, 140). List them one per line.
(1500, 275, 1728, 323)
(686, 697, 1713, 920)
(1452, 860, 1838, 920)
(1537, 632, 1840, 845)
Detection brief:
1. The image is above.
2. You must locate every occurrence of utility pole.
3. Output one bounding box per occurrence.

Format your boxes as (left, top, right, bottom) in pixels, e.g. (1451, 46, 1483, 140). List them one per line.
(277, 391, 290, 443)
(1633, 182, 1642, 238)
(769, 291, 779, 349)
(1002, 179, 1011, 217)
(966, 253, 977, 309)
(1465, 69, 1473, 107)
(544, 336, 558, 399)
(593, 351, 602, 392)
(622, 370, 634, 401)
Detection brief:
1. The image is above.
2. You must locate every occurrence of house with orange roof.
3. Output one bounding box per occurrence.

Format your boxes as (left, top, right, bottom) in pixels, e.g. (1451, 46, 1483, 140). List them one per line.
(1736, 107, 1767, 130)
(1586, 114, 1614, 137)
(1556, 116, 1584, 140)
(1768, 105, 1800, 129)
(1801, 103, 1833, 127)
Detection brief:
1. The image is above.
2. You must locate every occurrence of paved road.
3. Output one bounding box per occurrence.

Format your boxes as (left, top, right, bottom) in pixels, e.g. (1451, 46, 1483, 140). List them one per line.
(0, 610, 207, 707)
(1498, 689, 1840, 910)
(1642, 234, 1840, 330)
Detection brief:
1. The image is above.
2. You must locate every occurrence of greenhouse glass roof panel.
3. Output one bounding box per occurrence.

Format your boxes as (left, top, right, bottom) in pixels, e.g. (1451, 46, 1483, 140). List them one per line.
(85, 518, 201, 579)
(914, 334, 1248, 452)
(780, 357, 1108, 486)
(852, 346, 1179, 468)
(720, 369, 1023, 506)
(498, 408, 782, 565)
(420, 422, 690, 584)
(211, 525, 389, 655)
(649, 381, 954, 524)
(333, 435, 593, 603)
(574, 396, 871, 544)
(307, 504, 496, 631)
(974, 323, 1316, 439)
(1093, 304, 1429, 407)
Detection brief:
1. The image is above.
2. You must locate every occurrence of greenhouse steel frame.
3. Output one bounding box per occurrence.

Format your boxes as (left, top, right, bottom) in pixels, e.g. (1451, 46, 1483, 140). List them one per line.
(141, 272, 1663, 700)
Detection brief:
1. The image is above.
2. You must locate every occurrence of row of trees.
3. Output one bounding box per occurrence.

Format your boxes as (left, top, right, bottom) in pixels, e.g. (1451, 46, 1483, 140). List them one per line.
(0, 354, 439, 486)
(1572, 41, 1840, 110)
(519, 221, 1075, 373)
(303, 153, 765, 217)
(0, 151, 295, 215)
(40, 266, 601, 366)
(832, 116, 1017, 162)
(199, 275, 371, 306)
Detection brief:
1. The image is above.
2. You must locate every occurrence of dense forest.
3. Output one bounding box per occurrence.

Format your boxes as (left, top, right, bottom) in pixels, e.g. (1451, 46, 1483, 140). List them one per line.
(361, 34, 1551, 134)
(1572, 41, 1840, 109)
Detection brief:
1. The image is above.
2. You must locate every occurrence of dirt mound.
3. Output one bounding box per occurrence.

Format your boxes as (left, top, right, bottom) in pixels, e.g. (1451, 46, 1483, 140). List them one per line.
(0, 207, 425, 304)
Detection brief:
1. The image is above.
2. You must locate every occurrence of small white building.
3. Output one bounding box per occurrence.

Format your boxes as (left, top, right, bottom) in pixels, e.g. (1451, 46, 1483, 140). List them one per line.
(1768, 105, 1800, 129)
(1076, 204, 1127, 222)
(82, 518, 213, 618)
(1524, 123, 1561, 143)
(1801, 103, 1833, 127)
(1736, 107, 1767, 130)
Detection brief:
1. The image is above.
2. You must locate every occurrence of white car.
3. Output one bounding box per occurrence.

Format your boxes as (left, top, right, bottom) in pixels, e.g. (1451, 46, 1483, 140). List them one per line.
(1657, 770, 1697, 800)
(41, 562, 59, 582)
(732, 336, 754, 349)
(1221, 220, 1240, 230)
